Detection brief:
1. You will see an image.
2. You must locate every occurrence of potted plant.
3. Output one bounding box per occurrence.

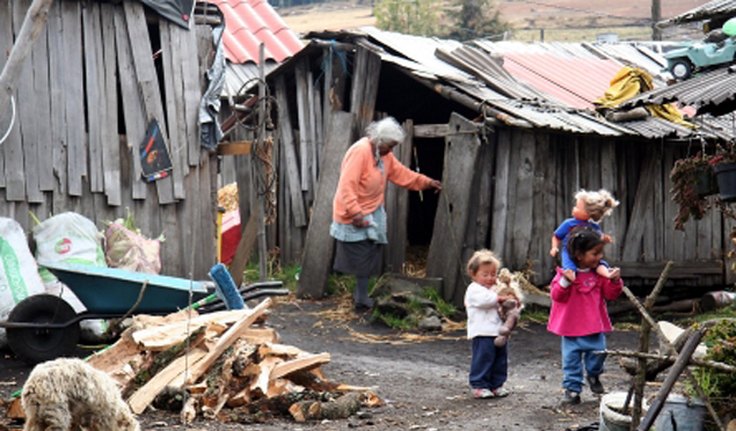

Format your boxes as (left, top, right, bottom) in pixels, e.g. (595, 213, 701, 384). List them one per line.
(670, 153, 716, 230)
(710, 148, 736, 202)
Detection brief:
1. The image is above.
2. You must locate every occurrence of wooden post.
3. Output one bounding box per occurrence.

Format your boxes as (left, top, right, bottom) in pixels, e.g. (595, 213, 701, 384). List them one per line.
(255, 43, 268, 280)
(629, 261, 672, 429)
(0, 0, 54, 121)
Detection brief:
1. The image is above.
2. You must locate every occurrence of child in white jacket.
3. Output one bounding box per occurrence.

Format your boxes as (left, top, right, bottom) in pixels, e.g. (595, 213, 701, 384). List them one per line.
(464, 249, 511, 399)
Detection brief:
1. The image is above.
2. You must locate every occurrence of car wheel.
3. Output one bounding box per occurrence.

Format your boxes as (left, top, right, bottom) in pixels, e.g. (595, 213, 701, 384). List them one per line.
(670, 59, 693, 80)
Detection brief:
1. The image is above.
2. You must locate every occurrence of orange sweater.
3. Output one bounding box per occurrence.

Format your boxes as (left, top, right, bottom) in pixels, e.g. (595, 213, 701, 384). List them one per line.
(332, 138, 433, 224)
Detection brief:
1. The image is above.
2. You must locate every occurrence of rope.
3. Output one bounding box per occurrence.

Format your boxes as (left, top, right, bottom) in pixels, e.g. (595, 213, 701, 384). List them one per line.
(0, 95, 16, 145)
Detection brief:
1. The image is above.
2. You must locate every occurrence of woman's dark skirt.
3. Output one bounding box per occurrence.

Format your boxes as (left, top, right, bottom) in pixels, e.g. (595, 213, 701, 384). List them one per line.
(333, 240, 383, 278)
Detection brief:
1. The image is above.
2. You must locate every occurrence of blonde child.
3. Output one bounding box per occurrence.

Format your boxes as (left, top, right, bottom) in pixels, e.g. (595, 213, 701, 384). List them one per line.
(550, 189, 620, 282)
(464, 249, 510, 399)
(548, 227, 623, 405)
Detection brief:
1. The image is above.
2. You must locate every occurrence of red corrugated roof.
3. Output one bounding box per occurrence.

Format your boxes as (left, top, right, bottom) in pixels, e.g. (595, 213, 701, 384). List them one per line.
(502, 53, 623, 110)
(208, 0, 303, 64)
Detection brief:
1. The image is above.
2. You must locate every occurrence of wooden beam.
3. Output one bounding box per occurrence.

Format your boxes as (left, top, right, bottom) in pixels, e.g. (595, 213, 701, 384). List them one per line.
(413, 124, 449, 138)
(218, 140, 253, 156)
(612, 260, 723, 279)
(270, 352, 331, 380)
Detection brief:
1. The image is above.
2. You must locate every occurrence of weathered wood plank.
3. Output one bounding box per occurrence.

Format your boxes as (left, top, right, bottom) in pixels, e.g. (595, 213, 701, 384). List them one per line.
(350, 44, 381, 134)
(61, 1, 86, 197)
(652, 143, 665, 261)
(83, 2, 105, 193)
(114, 7, 146, 200)
(384, 119, 413, 273)
(427, 113, 482, 307)
(160, 21, 187, 199)
(612, 260, 723, 279)
(30, 3, 53, 193)
(3, 1, 28, 201)
(297, 112, 354, 299)
(274, 76, 307, 227)
(189, 26, 209, 167)
(540, 133, 558, 281)
(47, 2, 66, 197)
(509, 131, 535, 269)
(295, 60, 312, 193)
(490, 129, 511, 255)
(599, 141, 620, 261)
(413, 124, 450, 138)
(0, 2, 9, 189)
(529, 132, 548, 278)
(100, 4, 121, 206)
(622, 153, 656, 262)
(123, 2, 175, 204)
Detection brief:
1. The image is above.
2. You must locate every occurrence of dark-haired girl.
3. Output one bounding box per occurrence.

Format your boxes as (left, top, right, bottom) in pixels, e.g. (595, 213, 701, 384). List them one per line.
(547, 227, 622, 405)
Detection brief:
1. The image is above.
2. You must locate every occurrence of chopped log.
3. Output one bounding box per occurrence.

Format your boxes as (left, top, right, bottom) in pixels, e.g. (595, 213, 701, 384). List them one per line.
(240, 328, 279, 344)
(6, 397, 24, 419)
(187, 382, 208, 394)
(287, 369, 339, 392)
(185, 298, 272, 385)
(124, 326, 207, 397)
(251, 355, 283, 396)
(226, 388, 251, 407)
(86, 333, 144, 386)
(259, 343, 305, 358)
(288, 391, 364, 422)
(132, 309, 246, 350)
(127, 347, 208, 414)
(180, 395, 199, 425)
(270, 353, 331, 380)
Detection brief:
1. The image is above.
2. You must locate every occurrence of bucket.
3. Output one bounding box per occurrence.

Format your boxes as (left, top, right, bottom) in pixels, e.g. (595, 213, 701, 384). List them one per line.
(713, 162, 736, 201)
(599, 392, 648, 431)
(653, 394, 706, 431)
(700, 291, 736, 311)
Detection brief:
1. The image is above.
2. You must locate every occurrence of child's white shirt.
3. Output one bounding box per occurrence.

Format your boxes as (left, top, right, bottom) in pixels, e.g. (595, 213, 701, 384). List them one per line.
(464, 281, 504, 339)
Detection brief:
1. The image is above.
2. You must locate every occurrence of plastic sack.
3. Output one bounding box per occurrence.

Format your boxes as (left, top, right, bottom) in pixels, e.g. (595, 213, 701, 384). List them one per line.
(32, 212, 109, 342)
(0, 218, 46, 347)
(104, 220, 162, 274)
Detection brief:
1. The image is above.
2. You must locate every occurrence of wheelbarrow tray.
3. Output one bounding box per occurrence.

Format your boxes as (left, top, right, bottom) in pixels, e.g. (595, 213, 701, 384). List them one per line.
(41, 262, 209, 314)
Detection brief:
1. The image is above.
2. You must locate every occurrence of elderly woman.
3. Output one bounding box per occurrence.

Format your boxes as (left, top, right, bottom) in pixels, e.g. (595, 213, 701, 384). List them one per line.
(330, 117, 442, 310)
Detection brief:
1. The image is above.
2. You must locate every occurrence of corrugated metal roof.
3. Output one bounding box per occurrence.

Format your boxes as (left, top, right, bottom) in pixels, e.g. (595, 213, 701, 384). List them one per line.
(620, 65, 736, 116)
(302, 28, 728, 140)
(208, 0, 302, 64)
(660, 0, 736, 25)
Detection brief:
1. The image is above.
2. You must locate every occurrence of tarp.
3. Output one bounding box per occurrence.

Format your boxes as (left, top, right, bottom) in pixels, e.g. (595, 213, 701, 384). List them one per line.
(595, 66, 695, 128)
(139, 0, 195, 29)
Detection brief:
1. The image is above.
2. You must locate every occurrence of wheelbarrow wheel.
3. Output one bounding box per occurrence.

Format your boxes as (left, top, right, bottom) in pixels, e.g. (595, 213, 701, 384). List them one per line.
(7, 294, 80, 365)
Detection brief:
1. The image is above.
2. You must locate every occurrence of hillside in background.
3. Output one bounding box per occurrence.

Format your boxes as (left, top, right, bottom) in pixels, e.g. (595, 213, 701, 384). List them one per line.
(281, 0, 708, 42)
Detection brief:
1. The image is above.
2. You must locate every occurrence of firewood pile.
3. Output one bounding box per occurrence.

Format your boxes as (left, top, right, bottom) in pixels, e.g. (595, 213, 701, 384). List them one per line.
(8, 298, 381, 426)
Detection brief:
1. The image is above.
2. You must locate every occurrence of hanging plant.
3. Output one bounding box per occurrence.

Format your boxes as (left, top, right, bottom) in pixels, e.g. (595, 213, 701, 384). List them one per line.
(670, 153, 715, 230)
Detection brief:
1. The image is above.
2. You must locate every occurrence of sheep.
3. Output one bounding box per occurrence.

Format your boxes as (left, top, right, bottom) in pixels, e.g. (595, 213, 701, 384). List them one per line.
(21, 357, 140, 431)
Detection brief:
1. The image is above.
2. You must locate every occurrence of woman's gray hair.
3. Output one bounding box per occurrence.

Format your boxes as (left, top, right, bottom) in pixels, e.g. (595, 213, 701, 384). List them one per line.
(366, 117, 405, 145)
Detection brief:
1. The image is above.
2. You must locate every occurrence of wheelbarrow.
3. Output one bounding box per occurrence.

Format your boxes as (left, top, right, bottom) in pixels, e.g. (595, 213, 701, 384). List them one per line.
(0, 261, 288, 364)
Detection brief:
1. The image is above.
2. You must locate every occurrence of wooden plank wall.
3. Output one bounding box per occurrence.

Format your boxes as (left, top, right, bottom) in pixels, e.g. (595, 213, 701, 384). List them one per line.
(490, 129, 726, 290)
(0, 2, 215, 279)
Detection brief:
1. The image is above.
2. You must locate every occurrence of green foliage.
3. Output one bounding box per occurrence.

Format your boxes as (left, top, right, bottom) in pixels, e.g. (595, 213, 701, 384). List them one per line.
(422, 288, 456, 318)
(687, 319, 736, 421)
(374, 0, 441, 37)
(374, 310, 416, 330)
(445, 0, 511, 41)
(519, 306, 548, 325)
(326, 273, 357, 296)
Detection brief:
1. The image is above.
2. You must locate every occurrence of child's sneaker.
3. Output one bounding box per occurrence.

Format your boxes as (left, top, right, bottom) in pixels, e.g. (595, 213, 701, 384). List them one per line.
(587, 375, 605, 394)
(491, 387, 510, 398)
(472, 388, 494, 399)
(562, 390, 581, 405)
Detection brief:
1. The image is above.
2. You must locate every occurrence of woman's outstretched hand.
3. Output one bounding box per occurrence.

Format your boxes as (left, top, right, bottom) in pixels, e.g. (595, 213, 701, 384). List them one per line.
(429, 179, 442, 192)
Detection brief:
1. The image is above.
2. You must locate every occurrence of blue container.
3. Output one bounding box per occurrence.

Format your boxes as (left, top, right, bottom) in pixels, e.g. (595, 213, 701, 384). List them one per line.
(653, 394, 706, 431)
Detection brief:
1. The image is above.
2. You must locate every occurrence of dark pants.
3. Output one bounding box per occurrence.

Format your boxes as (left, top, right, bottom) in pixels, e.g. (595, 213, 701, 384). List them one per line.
(469, 336, 508, 390)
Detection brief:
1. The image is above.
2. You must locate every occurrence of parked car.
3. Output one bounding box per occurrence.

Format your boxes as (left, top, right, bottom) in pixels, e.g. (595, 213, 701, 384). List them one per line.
(664, 31, 736, 80)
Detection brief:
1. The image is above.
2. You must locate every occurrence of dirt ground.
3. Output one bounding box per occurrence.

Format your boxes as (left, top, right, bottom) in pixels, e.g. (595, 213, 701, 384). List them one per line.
(0, 296, 643, 431)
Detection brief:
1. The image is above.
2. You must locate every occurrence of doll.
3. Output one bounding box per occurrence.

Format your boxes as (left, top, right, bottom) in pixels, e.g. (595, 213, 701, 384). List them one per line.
(493, 268, 524, 347)
(550, 189, 620, 282)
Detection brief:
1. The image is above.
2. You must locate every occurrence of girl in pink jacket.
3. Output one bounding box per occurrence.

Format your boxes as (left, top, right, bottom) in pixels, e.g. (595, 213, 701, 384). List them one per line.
(547, 226, 622, 405)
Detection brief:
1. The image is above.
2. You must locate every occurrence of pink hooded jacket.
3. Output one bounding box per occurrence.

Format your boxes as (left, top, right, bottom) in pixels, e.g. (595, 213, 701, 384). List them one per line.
(547, 268, 622, 337)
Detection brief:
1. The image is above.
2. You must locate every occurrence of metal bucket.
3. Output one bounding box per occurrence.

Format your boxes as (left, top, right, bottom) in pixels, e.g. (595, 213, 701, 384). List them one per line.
(599, 392, 648, 431)
(653, 394, 706, 431)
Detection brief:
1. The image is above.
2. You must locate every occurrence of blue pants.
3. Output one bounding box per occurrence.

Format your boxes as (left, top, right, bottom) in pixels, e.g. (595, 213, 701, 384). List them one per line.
(561, 333, 607, 393)
(469, 336, 508, 390)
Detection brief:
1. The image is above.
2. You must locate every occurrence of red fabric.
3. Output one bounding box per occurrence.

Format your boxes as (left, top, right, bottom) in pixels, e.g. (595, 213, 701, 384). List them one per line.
(220, 210, 241, 265)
